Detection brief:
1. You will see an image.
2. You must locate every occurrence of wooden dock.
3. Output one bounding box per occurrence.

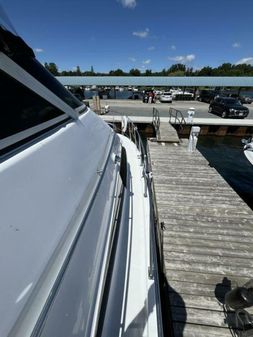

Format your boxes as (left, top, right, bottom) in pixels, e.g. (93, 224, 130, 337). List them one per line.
(148, 139, 253, 337)
(156, 122, 180, 143)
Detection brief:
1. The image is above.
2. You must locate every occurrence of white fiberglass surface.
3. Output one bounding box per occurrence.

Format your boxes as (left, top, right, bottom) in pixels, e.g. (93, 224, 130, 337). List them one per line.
(0, 110, 115, 336)
(118, 135, 159, 337)
(245, 150, 253, 165)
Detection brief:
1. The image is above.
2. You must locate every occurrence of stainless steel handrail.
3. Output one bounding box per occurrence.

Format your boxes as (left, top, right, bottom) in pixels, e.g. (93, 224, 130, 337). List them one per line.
(117, 118, 163, 336)
(152, 107, 160, 137)
(169, 107, 186, 131)
(121, 117, 156, 285)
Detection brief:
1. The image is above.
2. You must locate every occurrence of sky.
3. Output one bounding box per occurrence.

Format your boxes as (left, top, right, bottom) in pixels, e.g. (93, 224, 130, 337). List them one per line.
(1, 0, 253, 72)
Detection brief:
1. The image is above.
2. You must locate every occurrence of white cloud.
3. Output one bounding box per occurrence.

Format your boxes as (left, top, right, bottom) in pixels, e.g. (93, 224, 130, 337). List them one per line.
(133, 28, 149, 38)
(129, 57, 137, 62)
(168, 54, 195, 63)
(148, 46, 155, 51)
(118, 0, 136, 8)
(171, 45, 176, 50)
(236, 57, 253, 65)
(143, 59, 151, 64)
(34, 48, 44, 53)
(232, 42, 240, 48)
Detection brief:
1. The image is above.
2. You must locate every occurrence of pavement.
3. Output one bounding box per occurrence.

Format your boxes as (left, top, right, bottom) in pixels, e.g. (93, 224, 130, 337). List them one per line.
(86, 99, 253, 120)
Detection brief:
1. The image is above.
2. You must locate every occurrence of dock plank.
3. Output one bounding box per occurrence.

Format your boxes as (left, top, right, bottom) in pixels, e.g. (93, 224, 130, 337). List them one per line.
(148, 139, 253, 337)
(173, 323, 233, 337)
(156, 122, 180, 143)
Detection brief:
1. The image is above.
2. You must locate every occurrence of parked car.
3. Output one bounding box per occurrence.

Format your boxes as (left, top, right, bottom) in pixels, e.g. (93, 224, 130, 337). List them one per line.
(240, 95, 252, 104)
(222, 93, 252, 104)
(197, 90, 220, 103)
(159, 92, 172, 103)
(208, 97, 249, 118)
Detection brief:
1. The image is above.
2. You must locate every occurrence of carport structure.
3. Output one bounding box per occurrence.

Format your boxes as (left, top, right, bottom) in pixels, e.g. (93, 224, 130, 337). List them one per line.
(56, 76, 253, 88)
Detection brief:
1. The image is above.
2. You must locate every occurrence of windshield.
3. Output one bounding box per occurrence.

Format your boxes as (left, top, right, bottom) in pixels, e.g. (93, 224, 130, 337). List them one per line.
(223, 98, 242, 106)
(0, 6, 18, 36)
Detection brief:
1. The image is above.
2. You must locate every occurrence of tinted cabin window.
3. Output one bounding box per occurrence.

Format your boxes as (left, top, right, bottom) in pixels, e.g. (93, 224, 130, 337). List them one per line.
(14, 57, 82, 109)
(0, 70, 67, 140)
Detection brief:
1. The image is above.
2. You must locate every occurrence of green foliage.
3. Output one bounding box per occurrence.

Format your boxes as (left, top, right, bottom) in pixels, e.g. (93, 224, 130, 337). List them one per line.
(109, 68, 126, 76)
(44, 62, 58, 76)
(145, 69, 152, 76)
(129, 68, 141, 76)
(198, 66, 213, 76)
(168, 63, 186, 73)
(44, 61, 253, 77)
(76, 65, 81, 76)
(168, 70, 185, 76)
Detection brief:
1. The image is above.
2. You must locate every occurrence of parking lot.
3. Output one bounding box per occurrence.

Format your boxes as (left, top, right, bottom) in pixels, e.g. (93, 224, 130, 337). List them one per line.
(88, 99, 253, 119)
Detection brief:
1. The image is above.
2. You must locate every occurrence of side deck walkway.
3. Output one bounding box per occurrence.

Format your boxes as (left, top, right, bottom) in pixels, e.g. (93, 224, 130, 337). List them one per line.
(148, 140, 253, 337)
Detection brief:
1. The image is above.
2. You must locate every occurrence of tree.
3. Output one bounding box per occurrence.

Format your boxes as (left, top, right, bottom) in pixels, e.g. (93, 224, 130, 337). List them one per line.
(129, 68, 141, 76)
(145, 69, 152, 76)
(198, 66, 213, 76)
(185, 67, 193, 76)
(168, 64, 186, 74)
(76, 65, 82, 76)
(44, 62, 58, 76)
(109, 69, 125, 76)
(168, 70, 185, 77)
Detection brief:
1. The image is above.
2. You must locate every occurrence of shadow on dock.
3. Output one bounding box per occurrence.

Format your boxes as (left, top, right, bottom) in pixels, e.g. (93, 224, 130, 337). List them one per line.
(162, 275, 187, 337)
(215, 277, 238, 337)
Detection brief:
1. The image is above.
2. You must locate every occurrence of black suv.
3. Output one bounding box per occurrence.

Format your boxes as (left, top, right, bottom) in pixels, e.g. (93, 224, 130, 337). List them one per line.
(197, 90, 220, 103)
(208, 97, 249, 118)
(226, 93, 252, 104)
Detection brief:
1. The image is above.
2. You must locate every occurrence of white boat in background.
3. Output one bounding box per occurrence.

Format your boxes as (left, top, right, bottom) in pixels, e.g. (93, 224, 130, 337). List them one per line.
(243, 139, 253, 165)
(0, 12, 163, 337)
(170, 89, 194, 99)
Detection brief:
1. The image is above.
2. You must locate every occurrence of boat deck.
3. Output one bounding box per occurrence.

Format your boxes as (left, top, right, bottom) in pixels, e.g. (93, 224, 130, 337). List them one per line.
(148, 139, 253, 337)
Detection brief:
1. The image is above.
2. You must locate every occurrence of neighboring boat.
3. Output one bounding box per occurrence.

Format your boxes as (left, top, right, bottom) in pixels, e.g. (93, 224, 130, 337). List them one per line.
(243, 138, 253, 165)
(0, 13, 163, 337)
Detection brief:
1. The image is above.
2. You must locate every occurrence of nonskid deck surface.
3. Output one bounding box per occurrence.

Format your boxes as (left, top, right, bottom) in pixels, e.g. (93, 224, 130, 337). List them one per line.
(148, 140, 253, 337)
(118, 135, 159, 337)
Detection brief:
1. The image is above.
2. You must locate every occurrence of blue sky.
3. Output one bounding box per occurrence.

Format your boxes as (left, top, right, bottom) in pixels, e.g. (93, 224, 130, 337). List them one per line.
(2, 0, 253, 72)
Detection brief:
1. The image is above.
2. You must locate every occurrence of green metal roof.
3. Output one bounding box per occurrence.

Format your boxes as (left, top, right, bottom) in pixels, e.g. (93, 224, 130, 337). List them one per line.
(56, 76, 253, 87)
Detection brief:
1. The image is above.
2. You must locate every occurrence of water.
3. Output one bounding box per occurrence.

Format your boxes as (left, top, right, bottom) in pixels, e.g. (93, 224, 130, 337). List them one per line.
(197, 136, 253, 209)
(84, 89, 142, 100)
(82, 89, 253, 100)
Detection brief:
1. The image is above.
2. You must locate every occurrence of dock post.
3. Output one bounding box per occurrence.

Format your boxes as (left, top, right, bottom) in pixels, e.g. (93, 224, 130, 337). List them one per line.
(186, 107, 195, 124)
(92, 95, 101, 114)
(188, 126, 200, 152)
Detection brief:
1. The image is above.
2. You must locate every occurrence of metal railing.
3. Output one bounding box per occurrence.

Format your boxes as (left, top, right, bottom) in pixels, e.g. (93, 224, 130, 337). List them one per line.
(123, 117, 149, 198)
(121, 117, 156, 281)
(168, 107, 186, 132)
(152, 107, 160, 139)
(120, 117, 164, 336)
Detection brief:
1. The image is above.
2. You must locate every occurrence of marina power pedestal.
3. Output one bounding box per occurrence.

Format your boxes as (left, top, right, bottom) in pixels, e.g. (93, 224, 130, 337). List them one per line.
(188, 126, 200, 152)
(187, 107, 195, 124)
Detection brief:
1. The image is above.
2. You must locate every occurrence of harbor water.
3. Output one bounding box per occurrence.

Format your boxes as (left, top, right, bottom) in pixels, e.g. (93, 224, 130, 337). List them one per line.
(84, 89, 142, 100)
(197, 136, 253, 209)
(82, 89, 253, 100)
